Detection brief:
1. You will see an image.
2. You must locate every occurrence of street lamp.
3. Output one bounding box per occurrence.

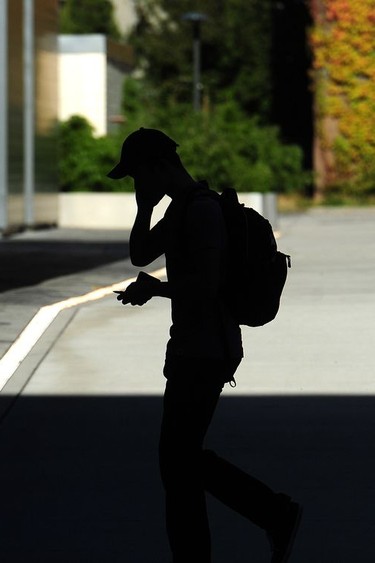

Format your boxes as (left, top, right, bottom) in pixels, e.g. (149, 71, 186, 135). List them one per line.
(181, 12, 208, 111)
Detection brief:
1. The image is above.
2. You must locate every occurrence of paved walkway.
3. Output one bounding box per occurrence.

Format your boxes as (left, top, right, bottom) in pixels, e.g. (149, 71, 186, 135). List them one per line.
(1, 208, 375, 562)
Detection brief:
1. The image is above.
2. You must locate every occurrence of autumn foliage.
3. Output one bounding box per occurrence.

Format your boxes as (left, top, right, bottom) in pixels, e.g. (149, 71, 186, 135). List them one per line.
(310, 0, 375, 195)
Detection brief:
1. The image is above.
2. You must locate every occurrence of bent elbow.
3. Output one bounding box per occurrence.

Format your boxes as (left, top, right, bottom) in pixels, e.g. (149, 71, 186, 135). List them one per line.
(131, 255, 148, 268)
(130, 242, 151, 267)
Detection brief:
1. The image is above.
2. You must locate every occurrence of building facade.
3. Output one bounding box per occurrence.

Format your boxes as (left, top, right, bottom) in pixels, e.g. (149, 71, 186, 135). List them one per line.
(58, 34, 133, 136)
(0, 0, 58, 234)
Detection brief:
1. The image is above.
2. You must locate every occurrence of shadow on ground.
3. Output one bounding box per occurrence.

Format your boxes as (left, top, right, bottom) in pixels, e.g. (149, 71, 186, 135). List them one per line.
(0, 240, 129, 292)
(0, 394, 374, 563)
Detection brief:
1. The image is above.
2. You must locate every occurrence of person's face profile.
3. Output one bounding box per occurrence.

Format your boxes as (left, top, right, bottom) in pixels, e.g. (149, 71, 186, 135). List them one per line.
(132, 160, 167, 205)
(133, 160, 164, 186)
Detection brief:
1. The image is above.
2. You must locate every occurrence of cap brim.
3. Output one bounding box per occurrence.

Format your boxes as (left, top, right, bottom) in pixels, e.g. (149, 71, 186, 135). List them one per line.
(107, 163, 129, 179)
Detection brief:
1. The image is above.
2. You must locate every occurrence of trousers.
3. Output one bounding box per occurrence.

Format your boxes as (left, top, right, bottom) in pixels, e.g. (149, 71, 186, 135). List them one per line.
(159, 356, 285, 563)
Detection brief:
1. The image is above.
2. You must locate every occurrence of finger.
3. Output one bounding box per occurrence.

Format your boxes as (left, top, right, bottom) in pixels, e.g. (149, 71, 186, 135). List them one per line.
(130, 298, 146, 306)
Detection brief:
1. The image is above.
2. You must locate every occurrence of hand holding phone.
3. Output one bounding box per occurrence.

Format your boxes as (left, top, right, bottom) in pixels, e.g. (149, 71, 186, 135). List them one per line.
(114, 271, 160, 306)
(113, 290, 131, 304)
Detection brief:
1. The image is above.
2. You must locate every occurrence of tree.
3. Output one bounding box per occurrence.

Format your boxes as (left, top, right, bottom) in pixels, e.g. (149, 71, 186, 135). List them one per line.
(310, 0, 375, 197)
(120, 78, 310, 194)
(129, 0, 273, 121)
(60, 0, 121, 39)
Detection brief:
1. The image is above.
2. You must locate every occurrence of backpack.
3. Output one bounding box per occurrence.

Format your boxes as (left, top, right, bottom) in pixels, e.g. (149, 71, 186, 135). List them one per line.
(208, 187, 291, 327)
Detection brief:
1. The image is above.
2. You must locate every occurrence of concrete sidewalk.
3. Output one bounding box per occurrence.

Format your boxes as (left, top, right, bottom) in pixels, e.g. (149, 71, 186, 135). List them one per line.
(0, 228, 132, 361)
(1, 208, 375, 562)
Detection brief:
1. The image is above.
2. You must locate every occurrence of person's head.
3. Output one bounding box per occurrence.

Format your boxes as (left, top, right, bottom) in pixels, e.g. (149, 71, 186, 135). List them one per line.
(107, 127, 181, 180)
(107, 127, 188, 198)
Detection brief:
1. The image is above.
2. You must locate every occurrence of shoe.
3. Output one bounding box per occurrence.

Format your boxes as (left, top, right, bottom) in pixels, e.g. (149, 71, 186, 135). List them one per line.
(266, 495, 303, 563)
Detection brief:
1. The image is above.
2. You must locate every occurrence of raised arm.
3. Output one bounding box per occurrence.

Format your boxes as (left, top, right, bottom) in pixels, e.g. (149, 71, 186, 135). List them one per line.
(129, 204, 165, 267)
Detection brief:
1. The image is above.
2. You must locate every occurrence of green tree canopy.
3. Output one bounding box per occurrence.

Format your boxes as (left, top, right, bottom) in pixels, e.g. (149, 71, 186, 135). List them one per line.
(60, 0, 121, 39)
(58, 82, 310, 194)
(129, 0, 273, 121)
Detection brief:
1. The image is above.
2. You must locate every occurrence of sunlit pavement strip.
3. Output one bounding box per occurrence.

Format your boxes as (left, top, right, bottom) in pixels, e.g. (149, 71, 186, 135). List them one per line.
(0, 267, 167, 391)
(2, 209, 375, 397)
(0, 230, 281, 393)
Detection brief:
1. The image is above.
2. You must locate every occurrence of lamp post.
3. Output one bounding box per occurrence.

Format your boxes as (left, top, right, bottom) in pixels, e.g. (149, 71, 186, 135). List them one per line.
(182, 12, 208, 111)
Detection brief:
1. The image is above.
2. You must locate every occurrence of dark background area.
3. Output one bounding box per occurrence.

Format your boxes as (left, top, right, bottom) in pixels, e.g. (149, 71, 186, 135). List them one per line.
(271, 0, 314, 179)
(0, 239, 129, 292)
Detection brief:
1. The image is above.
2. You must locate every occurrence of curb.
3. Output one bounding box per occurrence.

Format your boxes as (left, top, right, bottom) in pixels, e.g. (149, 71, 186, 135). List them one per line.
(0, 267, 167, 395)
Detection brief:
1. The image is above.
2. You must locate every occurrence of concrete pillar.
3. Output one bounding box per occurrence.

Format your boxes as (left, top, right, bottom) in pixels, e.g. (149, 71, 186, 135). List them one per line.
(0, 0, 8, 231)
(23, 0, 35, 226)
(237, 192, 278, 229)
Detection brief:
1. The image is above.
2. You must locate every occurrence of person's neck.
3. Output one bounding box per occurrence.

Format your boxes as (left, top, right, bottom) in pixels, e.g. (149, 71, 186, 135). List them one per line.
(166, 172, 197, 200)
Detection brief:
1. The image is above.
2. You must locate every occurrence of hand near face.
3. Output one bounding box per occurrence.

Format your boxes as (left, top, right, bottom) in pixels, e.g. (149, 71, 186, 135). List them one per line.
(133, 163, 166, 209)
(135, 180, 165, 209)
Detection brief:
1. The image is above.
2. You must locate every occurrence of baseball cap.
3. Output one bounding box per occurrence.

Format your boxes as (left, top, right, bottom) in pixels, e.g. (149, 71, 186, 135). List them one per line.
(107, 127, 179, 179)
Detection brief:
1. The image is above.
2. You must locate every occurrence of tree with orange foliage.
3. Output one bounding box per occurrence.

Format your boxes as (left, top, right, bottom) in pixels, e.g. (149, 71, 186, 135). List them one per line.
(310, 0, 375, 198)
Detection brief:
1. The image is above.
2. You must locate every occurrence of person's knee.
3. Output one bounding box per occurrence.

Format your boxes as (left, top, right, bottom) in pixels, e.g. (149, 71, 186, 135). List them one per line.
(202, 449, 217, 463)
(160, 448, 202, 489)
(201, 449, 217, 474)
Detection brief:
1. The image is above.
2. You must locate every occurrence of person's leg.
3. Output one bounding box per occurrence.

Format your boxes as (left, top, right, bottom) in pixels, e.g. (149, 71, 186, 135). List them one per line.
(159, 355, 302, 562)
(200, 434, 303, 562)
(159, 367, 223, 563)
(201, 449, 291, 530)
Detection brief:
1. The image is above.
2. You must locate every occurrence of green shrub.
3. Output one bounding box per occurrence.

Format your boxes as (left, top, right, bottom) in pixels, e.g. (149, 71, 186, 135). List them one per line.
(59, 89, 311, 194)
(58, 116, 129, 192)
(120, 81, 310, 193)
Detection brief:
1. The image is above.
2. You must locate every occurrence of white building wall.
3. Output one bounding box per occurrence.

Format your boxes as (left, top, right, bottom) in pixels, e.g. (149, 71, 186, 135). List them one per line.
(58, 35, 107, 136)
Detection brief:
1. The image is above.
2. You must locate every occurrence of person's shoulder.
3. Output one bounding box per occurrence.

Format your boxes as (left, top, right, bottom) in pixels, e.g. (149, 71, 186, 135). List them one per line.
(188, 189, 221, 214)
(186, 190, 225, 234)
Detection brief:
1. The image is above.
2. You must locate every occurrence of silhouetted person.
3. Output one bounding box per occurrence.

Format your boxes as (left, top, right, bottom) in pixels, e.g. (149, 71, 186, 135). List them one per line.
(108, 128, 302, 563)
